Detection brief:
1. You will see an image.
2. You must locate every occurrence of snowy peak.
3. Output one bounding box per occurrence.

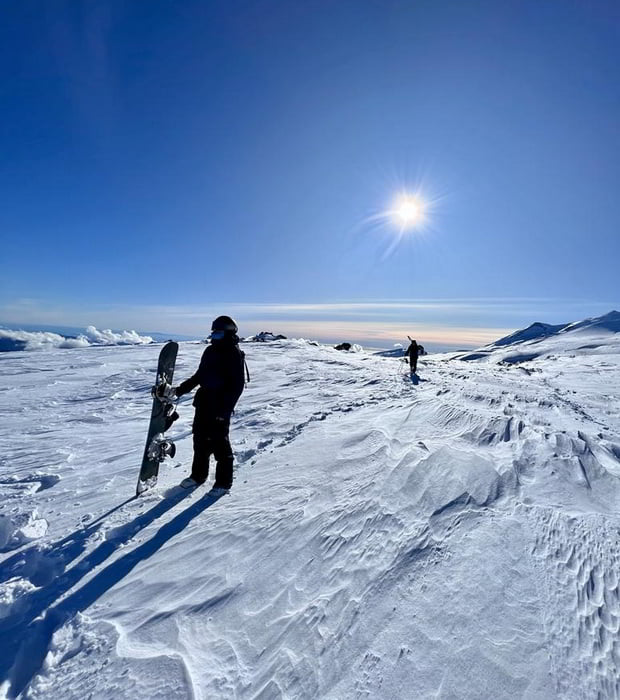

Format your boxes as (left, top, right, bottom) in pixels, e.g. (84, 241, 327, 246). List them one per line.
(560, 310, 620, 335)
(491, 311, 620, 349)
(459, 311, 620, 364)
(492, 321, 568, 347)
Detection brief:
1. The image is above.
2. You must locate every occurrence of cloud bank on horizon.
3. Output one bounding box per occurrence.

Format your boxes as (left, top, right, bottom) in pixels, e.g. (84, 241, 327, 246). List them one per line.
(0, 326, 153, 352)
(1, 297, 618, 349)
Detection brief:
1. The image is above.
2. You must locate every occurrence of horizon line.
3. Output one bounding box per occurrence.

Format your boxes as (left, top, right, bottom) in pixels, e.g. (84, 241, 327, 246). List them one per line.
(1, 296, 617, 349)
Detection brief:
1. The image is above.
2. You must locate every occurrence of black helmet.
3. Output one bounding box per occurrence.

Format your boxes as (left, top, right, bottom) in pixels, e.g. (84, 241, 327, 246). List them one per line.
(211, 316, 239, 342)
(211, 315, 238, 333)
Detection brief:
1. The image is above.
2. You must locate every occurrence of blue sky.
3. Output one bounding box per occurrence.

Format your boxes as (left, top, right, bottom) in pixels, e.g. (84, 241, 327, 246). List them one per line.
(1, 0, 618, 348)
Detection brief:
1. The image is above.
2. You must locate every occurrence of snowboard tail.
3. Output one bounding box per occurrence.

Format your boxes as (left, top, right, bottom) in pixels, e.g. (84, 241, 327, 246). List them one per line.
(137, 341, 179, 495)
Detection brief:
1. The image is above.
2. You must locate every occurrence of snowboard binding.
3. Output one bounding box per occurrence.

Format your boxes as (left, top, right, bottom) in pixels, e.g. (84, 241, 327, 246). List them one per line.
(163, 406, 179, 431)
(147, 433, 177, 463)
(151, 381, 179, 431)
(152, 380, 176, 404)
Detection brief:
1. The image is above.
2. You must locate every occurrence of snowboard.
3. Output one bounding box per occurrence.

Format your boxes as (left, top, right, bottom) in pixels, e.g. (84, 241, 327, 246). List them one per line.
(136, 341, 179, 495)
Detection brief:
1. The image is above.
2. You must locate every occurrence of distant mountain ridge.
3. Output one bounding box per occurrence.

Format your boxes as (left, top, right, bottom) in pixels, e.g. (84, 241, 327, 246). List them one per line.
(457, 310, 620, 364)
(561, 309, 620, 335)
(492, 321, 568, 347)
(491, 310, 620, 348)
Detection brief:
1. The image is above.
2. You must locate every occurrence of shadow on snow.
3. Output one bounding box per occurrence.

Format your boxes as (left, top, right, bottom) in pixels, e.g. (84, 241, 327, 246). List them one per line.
(409, 372, 427, 386)
(0, 495, 138, 586)
(1, 488, 224, 697)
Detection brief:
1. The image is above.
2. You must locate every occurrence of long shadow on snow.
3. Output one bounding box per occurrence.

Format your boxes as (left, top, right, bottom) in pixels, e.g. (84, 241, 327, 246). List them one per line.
(2, 488, 223, 698)
(0, 496, 138, 580)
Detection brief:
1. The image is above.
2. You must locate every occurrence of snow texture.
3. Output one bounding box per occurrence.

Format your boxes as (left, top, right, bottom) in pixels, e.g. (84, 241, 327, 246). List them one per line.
(1, 314, 620, 698)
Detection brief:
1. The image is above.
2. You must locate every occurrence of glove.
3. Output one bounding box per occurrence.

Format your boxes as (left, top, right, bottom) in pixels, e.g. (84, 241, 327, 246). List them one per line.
(155, 383, 177, 401)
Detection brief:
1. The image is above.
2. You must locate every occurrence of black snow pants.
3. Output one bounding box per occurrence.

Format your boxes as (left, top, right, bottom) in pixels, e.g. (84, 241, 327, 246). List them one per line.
(190, 406, 234, 488)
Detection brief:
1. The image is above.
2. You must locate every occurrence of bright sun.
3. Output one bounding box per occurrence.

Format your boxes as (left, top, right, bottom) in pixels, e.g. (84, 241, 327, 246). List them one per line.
(363, 185, 435, 258)
(393, 193, 426, 229)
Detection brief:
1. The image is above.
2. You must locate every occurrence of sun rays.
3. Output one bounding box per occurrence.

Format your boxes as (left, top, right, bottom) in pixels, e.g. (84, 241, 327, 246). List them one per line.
(356, 182, 442, 260)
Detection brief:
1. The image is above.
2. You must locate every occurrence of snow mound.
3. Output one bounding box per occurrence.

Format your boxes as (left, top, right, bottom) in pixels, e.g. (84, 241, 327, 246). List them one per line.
(0, 326, 153, 352)
(0, 510, 48, 551)
(0, 578, 37, 620)
(400, 446, 511, 517)
(278, 337, 321, 347)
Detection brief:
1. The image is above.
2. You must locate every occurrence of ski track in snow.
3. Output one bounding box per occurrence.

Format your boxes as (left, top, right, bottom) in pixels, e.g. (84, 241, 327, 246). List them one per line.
(0, 339, 619, 698)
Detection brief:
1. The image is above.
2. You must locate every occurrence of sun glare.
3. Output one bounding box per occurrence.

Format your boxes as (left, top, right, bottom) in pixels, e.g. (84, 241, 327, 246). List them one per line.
(359, 181, 439, 259)
(392, 193, 426, 230)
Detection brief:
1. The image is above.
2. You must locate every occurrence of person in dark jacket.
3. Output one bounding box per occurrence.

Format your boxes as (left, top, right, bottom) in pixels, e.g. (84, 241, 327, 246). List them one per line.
(174, 315, 246, 491)
(405, 338, 419, 373)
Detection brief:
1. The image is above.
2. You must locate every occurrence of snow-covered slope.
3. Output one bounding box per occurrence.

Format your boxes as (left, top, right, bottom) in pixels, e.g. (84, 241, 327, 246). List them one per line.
(491, 321, 568, 347)
(1, 332, 620, 698)
(457, 310, 620, 364)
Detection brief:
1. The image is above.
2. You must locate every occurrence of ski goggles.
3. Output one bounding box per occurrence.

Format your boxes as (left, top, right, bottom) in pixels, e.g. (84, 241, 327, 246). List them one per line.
(210, 330, 226, 341)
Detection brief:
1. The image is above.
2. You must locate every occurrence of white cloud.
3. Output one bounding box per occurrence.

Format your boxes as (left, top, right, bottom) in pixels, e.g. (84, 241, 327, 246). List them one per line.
(0, 326, 152, 351)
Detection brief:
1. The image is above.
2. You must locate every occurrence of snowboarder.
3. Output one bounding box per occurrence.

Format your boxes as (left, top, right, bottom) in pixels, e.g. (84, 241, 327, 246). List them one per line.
(405, 338, 420, 373)
(166, 316, 246, 491)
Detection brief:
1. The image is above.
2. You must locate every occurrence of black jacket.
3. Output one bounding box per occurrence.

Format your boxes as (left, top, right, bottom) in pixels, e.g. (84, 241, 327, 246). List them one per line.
(405, 341, 419, 359)
(176, 341, 245, 417)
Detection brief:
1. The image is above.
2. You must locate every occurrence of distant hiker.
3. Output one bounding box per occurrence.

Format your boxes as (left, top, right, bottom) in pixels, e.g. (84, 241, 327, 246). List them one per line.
(172, 316, 246, 491)
(405, 338, 420, 373)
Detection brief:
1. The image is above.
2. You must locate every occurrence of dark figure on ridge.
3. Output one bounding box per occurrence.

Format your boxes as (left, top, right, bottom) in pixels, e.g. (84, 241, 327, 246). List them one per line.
(405, 338, 419, 373)
(172, 316, 246, 491)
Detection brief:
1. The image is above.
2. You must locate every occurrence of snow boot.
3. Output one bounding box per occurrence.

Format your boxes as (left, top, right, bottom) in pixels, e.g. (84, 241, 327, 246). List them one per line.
(180, 477, 201, 489)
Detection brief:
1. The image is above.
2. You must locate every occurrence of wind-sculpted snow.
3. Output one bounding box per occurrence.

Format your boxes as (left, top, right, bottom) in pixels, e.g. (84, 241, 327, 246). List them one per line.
(0, 326, 153, 352)
(1, 335, 620, 698)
